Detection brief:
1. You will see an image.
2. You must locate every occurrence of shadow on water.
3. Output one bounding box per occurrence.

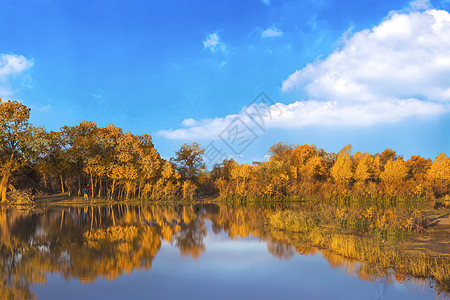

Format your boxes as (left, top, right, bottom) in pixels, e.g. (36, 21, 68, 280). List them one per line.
(0, 203, 448, 299)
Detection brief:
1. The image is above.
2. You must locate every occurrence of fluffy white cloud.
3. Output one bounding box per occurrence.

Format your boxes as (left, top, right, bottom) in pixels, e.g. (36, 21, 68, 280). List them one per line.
(160, 8, 450, 140)
(203, 33, 227, 53)
(282, 9, 450, 104)
(0, 53, 33, 77)
(158, 98, 446, 139)
(261, 26, 283, 38)
(0, 53, 33, 96)
(159, 114, 241, 139)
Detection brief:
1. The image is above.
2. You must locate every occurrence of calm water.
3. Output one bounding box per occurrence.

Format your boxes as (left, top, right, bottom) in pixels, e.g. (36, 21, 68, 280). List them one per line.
(0, 204, 446, 299)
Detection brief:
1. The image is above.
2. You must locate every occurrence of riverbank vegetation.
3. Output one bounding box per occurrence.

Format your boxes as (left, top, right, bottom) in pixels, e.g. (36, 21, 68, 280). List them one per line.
(1, 99, 449, 205)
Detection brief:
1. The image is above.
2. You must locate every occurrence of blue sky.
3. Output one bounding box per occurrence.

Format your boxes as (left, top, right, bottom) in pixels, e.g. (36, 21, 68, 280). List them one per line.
(1, 0, 449, 165)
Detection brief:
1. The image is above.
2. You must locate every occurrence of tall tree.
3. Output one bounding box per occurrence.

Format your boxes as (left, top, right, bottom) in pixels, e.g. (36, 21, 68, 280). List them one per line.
(37, 131, 70, 193)
(0, 99, 37, 202)
(331, 145, 353, 185)
(427, 153, 450, 197)
(380, 158, 408, 195)
(171, 142, 205, 181)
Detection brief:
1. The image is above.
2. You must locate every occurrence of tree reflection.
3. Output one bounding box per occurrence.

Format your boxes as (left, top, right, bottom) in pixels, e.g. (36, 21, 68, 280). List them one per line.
(0, 204, 448, 299)
(266, 239, 295, 260)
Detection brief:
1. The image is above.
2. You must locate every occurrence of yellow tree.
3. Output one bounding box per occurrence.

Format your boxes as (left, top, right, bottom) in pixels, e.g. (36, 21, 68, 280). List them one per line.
(354, 153, 375, 183)
(380, 159, 408, 195)
(155, 161, 181, 199)
(406, 155, 432, 181)
(305, 155, 328, 181)
(230, 164, 252, 196)
(96, 124, 122, 198)
(37, 131, 71, 193)
(0, 99, 36, 202)
(136, 134, 161, 198)
(291, 144, 317, 180)
(379, 149, 397, 164)
(268, 142, 294, 166)
(114, 132, 140, 200)
(427, 153, 450, 197)
(331, 145, 353, 186)
(61, 121, 98, 195)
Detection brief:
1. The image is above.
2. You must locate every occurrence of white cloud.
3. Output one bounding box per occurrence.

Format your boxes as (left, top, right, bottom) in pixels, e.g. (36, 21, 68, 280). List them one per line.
(159, 114, 241, 139)
(160, 9, 450, 140)
(203, 33, 227, 53)
(261, 26, 283, 38)
(158, 99, 446, 139)
(0, 53, 33, 77)
(409, 0, 431, 10)
(0, 53, 33, 97)
(282, 9, 450, 104)
(182, 118, 197, 127)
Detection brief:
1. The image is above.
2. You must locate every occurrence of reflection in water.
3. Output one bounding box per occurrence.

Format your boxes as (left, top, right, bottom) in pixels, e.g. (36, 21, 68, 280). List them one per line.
(0, 204, 447, 299)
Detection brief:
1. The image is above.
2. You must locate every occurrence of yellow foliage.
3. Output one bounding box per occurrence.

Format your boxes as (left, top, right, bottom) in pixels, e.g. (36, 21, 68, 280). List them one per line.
(331, 154, 353, 184)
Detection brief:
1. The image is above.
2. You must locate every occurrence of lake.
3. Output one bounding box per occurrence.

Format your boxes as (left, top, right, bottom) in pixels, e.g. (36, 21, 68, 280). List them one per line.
(0, 203, 446, 299)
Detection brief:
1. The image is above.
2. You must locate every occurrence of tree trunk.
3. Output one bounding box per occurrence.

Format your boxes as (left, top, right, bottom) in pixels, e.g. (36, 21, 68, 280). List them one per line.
(98, 178, 102, 198)
(111, 179, 116, 200)
(0, 154, 14, 203)
(138, 181, 143, 199)
(90, 172, 94, 198)
(65, 178, 71, 196)
(78, 174, 81, 196)
(60, 173, 65, 193)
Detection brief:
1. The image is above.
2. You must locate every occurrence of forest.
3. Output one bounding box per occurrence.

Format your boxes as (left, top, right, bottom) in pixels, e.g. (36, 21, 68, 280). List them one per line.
(0, 98, 449, 204)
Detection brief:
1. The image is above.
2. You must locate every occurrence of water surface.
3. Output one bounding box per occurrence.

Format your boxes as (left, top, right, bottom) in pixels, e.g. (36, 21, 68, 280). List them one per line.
(0, 204, 446, 299)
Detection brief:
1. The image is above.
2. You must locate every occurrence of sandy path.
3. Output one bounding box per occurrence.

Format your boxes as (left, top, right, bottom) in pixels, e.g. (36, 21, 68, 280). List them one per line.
(401, 212, 450, 256)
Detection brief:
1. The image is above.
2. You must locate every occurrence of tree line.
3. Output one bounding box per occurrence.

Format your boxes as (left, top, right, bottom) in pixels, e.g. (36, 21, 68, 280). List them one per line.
(0, 99, 449, 203)
(212, 142, 449, 201)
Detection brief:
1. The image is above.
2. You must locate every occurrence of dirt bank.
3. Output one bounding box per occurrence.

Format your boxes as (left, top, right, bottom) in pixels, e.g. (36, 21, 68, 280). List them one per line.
(401, 212, 450, 257)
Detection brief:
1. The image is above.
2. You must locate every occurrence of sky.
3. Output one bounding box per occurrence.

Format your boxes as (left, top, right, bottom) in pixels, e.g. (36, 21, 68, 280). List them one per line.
(1, 0, 449, 165)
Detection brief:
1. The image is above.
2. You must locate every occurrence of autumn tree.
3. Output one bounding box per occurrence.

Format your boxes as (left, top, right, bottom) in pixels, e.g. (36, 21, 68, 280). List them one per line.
(171, 142, 205, 181)
(378, 149, 403, 172)
(291, 144, 317, 180)
(331, 145, 353, 186)
(427, 153, 450, 197)
(136, 134, 162, 198)
(269, 142, 294, 166)
(406, 155, 432, 181)
(0, 99, 40, 202)
(304, 155, 328, 181)
(37, 131, 70, 193)
(230, 164, 252, 196)
(153, 161, 181, 199)
(60, 121, 99, 195)
(380, 158, 409, 196)
(354, 153, 376, 183)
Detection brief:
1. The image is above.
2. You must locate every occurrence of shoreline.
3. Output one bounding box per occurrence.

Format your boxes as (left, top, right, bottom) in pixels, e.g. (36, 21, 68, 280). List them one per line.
(3, 193, 449, 257)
